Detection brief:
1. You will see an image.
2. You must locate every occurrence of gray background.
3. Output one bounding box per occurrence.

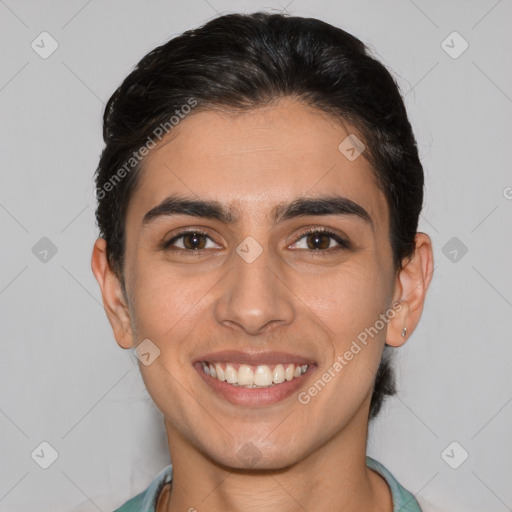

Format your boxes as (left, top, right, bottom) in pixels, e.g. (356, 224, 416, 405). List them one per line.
(1, 0, 511, 511)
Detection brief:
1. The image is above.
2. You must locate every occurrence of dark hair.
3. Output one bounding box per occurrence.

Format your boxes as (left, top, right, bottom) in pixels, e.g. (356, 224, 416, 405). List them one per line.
(94, 11, 423, 420)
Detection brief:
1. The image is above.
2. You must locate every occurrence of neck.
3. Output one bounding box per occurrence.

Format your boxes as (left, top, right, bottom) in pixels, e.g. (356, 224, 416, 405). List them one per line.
(160, 411, 393, 512)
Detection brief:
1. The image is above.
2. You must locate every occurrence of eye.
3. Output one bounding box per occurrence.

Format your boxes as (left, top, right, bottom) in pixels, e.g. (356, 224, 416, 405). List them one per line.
(162, 230, 219, 252)
(161, 227, 350, 254)
(291, 228, 350, 253)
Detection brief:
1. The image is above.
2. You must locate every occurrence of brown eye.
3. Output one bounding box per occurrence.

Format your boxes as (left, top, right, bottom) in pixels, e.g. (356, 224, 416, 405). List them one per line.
(181, 232, 207, 250)
(163, 230, 216, 251)
(292, 228, 350, 252)
(305, 232, 332, 250)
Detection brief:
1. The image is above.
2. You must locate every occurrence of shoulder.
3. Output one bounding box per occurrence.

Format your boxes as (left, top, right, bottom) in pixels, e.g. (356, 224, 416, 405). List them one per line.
(366, 456, 422, 512)
(112, 465, 173, 512)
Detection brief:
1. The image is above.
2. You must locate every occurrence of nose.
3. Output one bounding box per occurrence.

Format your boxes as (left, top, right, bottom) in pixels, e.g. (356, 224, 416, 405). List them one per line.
(214, 242, 295, 336)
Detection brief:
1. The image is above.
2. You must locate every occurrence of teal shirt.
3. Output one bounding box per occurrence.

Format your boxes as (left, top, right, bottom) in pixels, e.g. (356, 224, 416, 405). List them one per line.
(113, 456, 421, 511)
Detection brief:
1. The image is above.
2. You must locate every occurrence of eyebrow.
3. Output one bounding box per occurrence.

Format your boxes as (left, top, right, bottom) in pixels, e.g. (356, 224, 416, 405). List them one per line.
(142, 194, 373, 228)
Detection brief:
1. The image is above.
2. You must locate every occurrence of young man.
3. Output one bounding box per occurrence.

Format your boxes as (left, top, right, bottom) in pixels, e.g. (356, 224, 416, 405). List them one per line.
(91, 12, 433, 512)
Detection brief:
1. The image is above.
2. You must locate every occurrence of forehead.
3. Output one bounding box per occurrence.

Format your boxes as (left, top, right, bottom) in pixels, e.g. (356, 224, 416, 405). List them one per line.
(125, 98, 388, 228)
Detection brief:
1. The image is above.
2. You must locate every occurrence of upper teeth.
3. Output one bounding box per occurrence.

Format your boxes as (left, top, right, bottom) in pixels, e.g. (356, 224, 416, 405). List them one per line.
(202, 362, 309, 387)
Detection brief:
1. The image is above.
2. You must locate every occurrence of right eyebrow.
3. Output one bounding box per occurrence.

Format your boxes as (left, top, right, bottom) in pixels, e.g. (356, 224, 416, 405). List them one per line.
(142, 195, 237, 226)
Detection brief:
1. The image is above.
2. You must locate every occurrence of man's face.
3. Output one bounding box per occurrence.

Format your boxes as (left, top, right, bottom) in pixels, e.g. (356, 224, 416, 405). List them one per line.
(121, 97, 397, 469)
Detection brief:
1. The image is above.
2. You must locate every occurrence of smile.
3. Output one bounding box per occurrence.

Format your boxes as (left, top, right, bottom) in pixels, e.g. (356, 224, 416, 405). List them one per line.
(201, 362, 309, 388)
(194, 350, 316, 406)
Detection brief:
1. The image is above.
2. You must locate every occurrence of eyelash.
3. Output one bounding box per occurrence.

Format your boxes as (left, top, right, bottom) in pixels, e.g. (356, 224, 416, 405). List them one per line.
(162, 227, 350, 255)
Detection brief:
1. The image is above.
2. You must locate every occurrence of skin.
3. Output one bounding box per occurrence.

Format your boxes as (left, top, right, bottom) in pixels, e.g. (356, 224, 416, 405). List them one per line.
(92, 97, 433, 512)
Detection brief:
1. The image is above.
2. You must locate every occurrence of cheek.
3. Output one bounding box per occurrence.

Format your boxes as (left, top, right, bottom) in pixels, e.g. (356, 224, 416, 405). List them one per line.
(128, 267, 212, 421)
(128, 261, 209, 358)
(296, 259, 391, 409)
(297, 259, 391, 346)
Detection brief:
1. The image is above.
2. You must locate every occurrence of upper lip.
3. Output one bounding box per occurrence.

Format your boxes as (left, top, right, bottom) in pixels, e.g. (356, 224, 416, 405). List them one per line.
(195, 350, 315, 366)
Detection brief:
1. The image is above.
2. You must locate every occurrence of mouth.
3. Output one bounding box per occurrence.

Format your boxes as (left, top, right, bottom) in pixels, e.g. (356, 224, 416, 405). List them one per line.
(200, 361, 309, 387)
(194, 351, 316, 406)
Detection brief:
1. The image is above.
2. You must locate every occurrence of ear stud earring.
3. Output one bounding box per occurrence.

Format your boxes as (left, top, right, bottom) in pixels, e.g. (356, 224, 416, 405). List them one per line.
(401, 326, 407, 338)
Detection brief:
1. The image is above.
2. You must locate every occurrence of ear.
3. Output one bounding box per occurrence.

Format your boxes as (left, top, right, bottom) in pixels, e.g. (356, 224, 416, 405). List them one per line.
(386, 232, 434, 347)
(91, 237, 134, 349)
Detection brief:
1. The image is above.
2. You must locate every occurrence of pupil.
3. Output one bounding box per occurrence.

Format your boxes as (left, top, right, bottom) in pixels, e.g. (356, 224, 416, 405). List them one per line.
(185, 232, 205, 250)
(308, 233, 329, 250)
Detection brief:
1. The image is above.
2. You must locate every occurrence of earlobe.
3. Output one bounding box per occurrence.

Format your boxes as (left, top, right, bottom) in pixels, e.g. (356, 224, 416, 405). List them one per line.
(386, 233, 434, 347)
(386, 300, 410, 347)
(91, 238, 134, 349)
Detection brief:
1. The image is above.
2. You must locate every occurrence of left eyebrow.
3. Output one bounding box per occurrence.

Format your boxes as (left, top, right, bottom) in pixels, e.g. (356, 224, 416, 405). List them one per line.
(274, 195, 373, 228)
(142, 194, 373, 229)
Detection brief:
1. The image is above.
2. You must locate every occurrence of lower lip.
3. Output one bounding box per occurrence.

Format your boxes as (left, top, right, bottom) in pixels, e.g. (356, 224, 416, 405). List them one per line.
(195, 363, 316, 406)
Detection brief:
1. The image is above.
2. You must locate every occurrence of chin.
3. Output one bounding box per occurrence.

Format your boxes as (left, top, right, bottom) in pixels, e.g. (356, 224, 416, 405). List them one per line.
(205, 440, 307, 472)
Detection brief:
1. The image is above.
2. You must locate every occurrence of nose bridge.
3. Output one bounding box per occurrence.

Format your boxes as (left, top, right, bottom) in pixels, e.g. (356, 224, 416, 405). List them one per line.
(214, 235, 294, 334)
